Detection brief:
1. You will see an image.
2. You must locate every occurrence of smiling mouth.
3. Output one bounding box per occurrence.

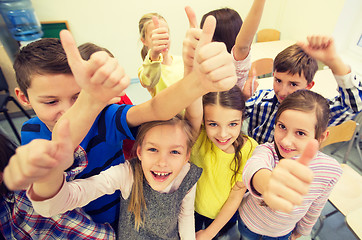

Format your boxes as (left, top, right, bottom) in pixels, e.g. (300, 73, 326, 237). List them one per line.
(151, 171, 172, 182)
(279, 144, 295, 154)
(216, 138, 230, 145)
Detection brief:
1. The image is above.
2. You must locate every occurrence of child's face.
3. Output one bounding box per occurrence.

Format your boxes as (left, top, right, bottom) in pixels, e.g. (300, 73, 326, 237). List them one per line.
(273, 71, 314, 103)
(137, 123, 190, 192)
(274, 109, 317, 159)
(16, 74, 81, 132)
(204, 104, 243, 153)
(142, 19, 170, 50)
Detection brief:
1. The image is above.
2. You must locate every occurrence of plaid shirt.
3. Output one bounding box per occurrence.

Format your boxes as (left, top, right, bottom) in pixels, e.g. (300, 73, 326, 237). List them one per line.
(246, 70, 362, 143)
(0, 147, 115, 240)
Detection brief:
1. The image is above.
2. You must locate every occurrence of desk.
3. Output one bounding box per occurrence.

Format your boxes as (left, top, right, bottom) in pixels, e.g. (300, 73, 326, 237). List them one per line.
(255, 69, 339, 99)
(250, 40, 296, 61)
(346, 208, 362, 239)
(328, 164, 362, 216)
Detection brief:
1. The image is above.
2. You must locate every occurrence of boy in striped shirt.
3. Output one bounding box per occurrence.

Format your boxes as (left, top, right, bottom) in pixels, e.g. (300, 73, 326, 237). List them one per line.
(246, 35, 362, 143)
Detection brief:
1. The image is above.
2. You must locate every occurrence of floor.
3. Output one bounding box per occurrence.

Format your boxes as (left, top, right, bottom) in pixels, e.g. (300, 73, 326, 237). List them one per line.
(1, 81, 361, 240)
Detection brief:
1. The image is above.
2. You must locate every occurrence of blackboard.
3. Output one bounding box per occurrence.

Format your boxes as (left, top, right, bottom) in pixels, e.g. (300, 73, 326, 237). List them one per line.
(40, 21, 69, 39)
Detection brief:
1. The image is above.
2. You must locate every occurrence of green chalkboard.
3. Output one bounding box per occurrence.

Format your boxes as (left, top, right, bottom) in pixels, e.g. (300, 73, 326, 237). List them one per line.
(40, 21, 69, 39)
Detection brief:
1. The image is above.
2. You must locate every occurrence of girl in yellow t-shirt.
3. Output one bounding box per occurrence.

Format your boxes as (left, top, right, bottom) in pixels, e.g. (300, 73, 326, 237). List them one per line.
(190, 85, 258, 239)
(138, 13, 184, 97)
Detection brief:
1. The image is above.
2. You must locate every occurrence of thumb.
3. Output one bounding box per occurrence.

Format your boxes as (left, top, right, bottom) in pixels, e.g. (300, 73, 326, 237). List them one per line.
(297, 139, 319, 166)
(60, 30, 84, 73)
(185, 6, 198, 28)
(152, 16, 159, 29)
(197, 15, 216, 48)
(52, 119, 71, 146)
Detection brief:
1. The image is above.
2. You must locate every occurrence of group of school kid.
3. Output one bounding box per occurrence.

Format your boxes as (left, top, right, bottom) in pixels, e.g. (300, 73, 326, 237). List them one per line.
(0, 1, 361, 240)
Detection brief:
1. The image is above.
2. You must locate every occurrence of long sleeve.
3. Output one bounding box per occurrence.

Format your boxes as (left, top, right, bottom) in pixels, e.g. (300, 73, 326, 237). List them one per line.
(295, 188, 331, 236)
(329, 69, 362, 125)
(138, 50, 162, 89)
(178, 183, 197, 240)
(28, 161, 133, 217)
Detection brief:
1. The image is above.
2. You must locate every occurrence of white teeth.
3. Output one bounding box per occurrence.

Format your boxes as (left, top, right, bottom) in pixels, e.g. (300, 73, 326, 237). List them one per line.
(153, 172, 169, 176)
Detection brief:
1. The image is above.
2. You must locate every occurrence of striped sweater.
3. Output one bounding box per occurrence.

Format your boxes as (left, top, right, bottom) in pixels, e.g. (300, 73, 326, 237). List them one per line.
(239, 142, 342, 237)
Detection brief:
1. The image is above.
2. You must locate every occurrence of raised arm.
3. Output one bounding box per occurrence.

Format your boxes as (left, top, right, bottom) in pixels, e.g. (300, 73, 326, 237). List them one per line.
(3, 120, 73, 196)
(298, 35, 362, 113)
(138, 16, 170, 89)
(298, 35, 350, 75)
(52, 30, 130, 149)
(233, 0, 266, 61)
(251, 140, 317, 213)
(127, 16, 237, 127)
(182, 7, 203, 134)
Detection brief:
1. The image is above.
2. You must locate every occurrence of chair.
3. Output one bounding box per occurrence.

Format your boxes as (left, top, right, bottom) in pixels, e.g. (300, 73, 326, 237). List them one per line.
(248, 58, 274, 78)
(320, 119, 360, 164)
(312, 164, 362, 239)
(329, 111, 362, 169)
(0, 67, 31, 143)
(256, 29, 280, 43)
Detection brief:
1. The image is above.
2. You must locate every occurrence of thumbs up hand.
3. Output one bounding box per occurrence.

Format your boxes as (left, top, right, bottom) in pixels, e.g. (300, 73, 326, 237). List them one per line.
(149, 16, 170, 61)
(3, 119, 74, 191)
(193, 15, 237, 93)
(60, 30, 129, 105)
(262, 140, 317, 213)
(183, 6, 201, 76)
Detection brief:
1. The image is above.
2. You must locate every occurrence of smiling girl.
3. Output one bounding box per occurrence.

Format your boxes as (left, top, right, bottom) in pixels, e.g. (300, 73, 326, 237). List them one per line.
(190, 85, 258, 239)
(238, 89, 343, 240)
(24, 115, 202, 240)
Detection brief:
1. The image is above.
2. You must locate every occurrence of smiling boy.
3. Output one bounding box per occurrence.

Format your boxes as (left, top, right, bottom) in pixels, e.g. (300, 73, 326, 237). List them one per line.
(246, 35, 362, 143)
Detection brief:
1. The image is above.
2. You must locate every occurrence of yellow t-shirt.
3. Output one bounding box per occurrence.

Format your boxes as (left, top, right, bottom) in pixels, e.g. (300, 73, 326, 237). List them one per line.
(191, 128, 258, 219)
(138, 51, 184, 97)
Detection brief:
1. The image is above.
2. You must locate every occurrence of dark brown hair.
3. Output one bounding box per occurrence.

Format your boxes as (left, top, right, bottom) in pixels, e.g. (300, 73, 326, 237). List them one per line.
(0, 133, 17, 196)
(78, 42, 114, 60)
(13, 38, 72, 99)
(202, 85, 250, 186)
(200, 8, 243, 53)
(273, 44, 318, 84)
(276, 89, 330, 139)
(128, 114, 195, 230)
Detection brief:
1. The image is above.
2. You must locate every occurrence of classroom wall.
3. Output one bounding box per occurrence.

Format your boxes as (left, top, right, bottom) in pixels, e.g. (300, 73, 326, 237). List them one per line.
(25, 0, 344, 79)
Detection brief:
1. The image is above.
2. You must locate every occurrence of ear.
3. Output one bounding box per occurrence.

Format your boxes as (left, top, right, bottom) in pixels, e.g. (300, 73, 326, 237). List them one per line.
(185, 151, 191, 163)
(15, 87, 31, 107)
(318, 130, 329, 144)
(140, 37, 146, 45)
(136, 145, 142, 161)
(306, 81, 315, 90)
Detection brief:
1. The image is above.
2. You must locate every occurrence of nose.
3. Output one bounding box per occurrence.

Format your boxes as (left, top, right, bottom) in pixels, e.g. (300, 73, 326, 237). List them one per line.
(278, 84, 289, 99)
(280, 132, 294, 148)
(157, 152, 168, 167)
(58, 100, 74, 116)
(219, 127, 228, 138)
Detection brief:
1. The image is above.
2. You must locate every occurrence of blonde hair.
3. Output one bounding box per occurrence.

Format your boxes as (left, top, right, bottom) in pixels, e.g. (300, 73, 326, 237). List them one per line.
(128, 114, 195, 230)
(138, 13, 167, 60)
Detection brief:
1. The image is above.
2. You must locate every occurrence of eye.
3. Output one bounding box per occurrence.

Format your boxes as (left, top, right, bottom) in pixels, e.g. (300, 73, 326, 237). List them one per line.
(170, 150, 181, 155)
(278, 123, 286, 130)
(296, 131, 306, 136)
(147, 148, 158, 152)
(275, 78, 281, 83)
(44, 100, 58, 105)
(291, 82, 298, 87)
(72, 94, 79, 102)
(208, 122, 218, 127)
(229, 122, 238, 127)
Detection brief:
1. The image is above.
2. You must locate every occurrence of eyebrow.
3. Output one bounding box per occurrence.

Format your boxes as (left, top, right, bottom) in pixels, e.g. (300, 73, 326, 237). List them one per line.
(37, 92, 80, 99)
(145, 142, 185, 149)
